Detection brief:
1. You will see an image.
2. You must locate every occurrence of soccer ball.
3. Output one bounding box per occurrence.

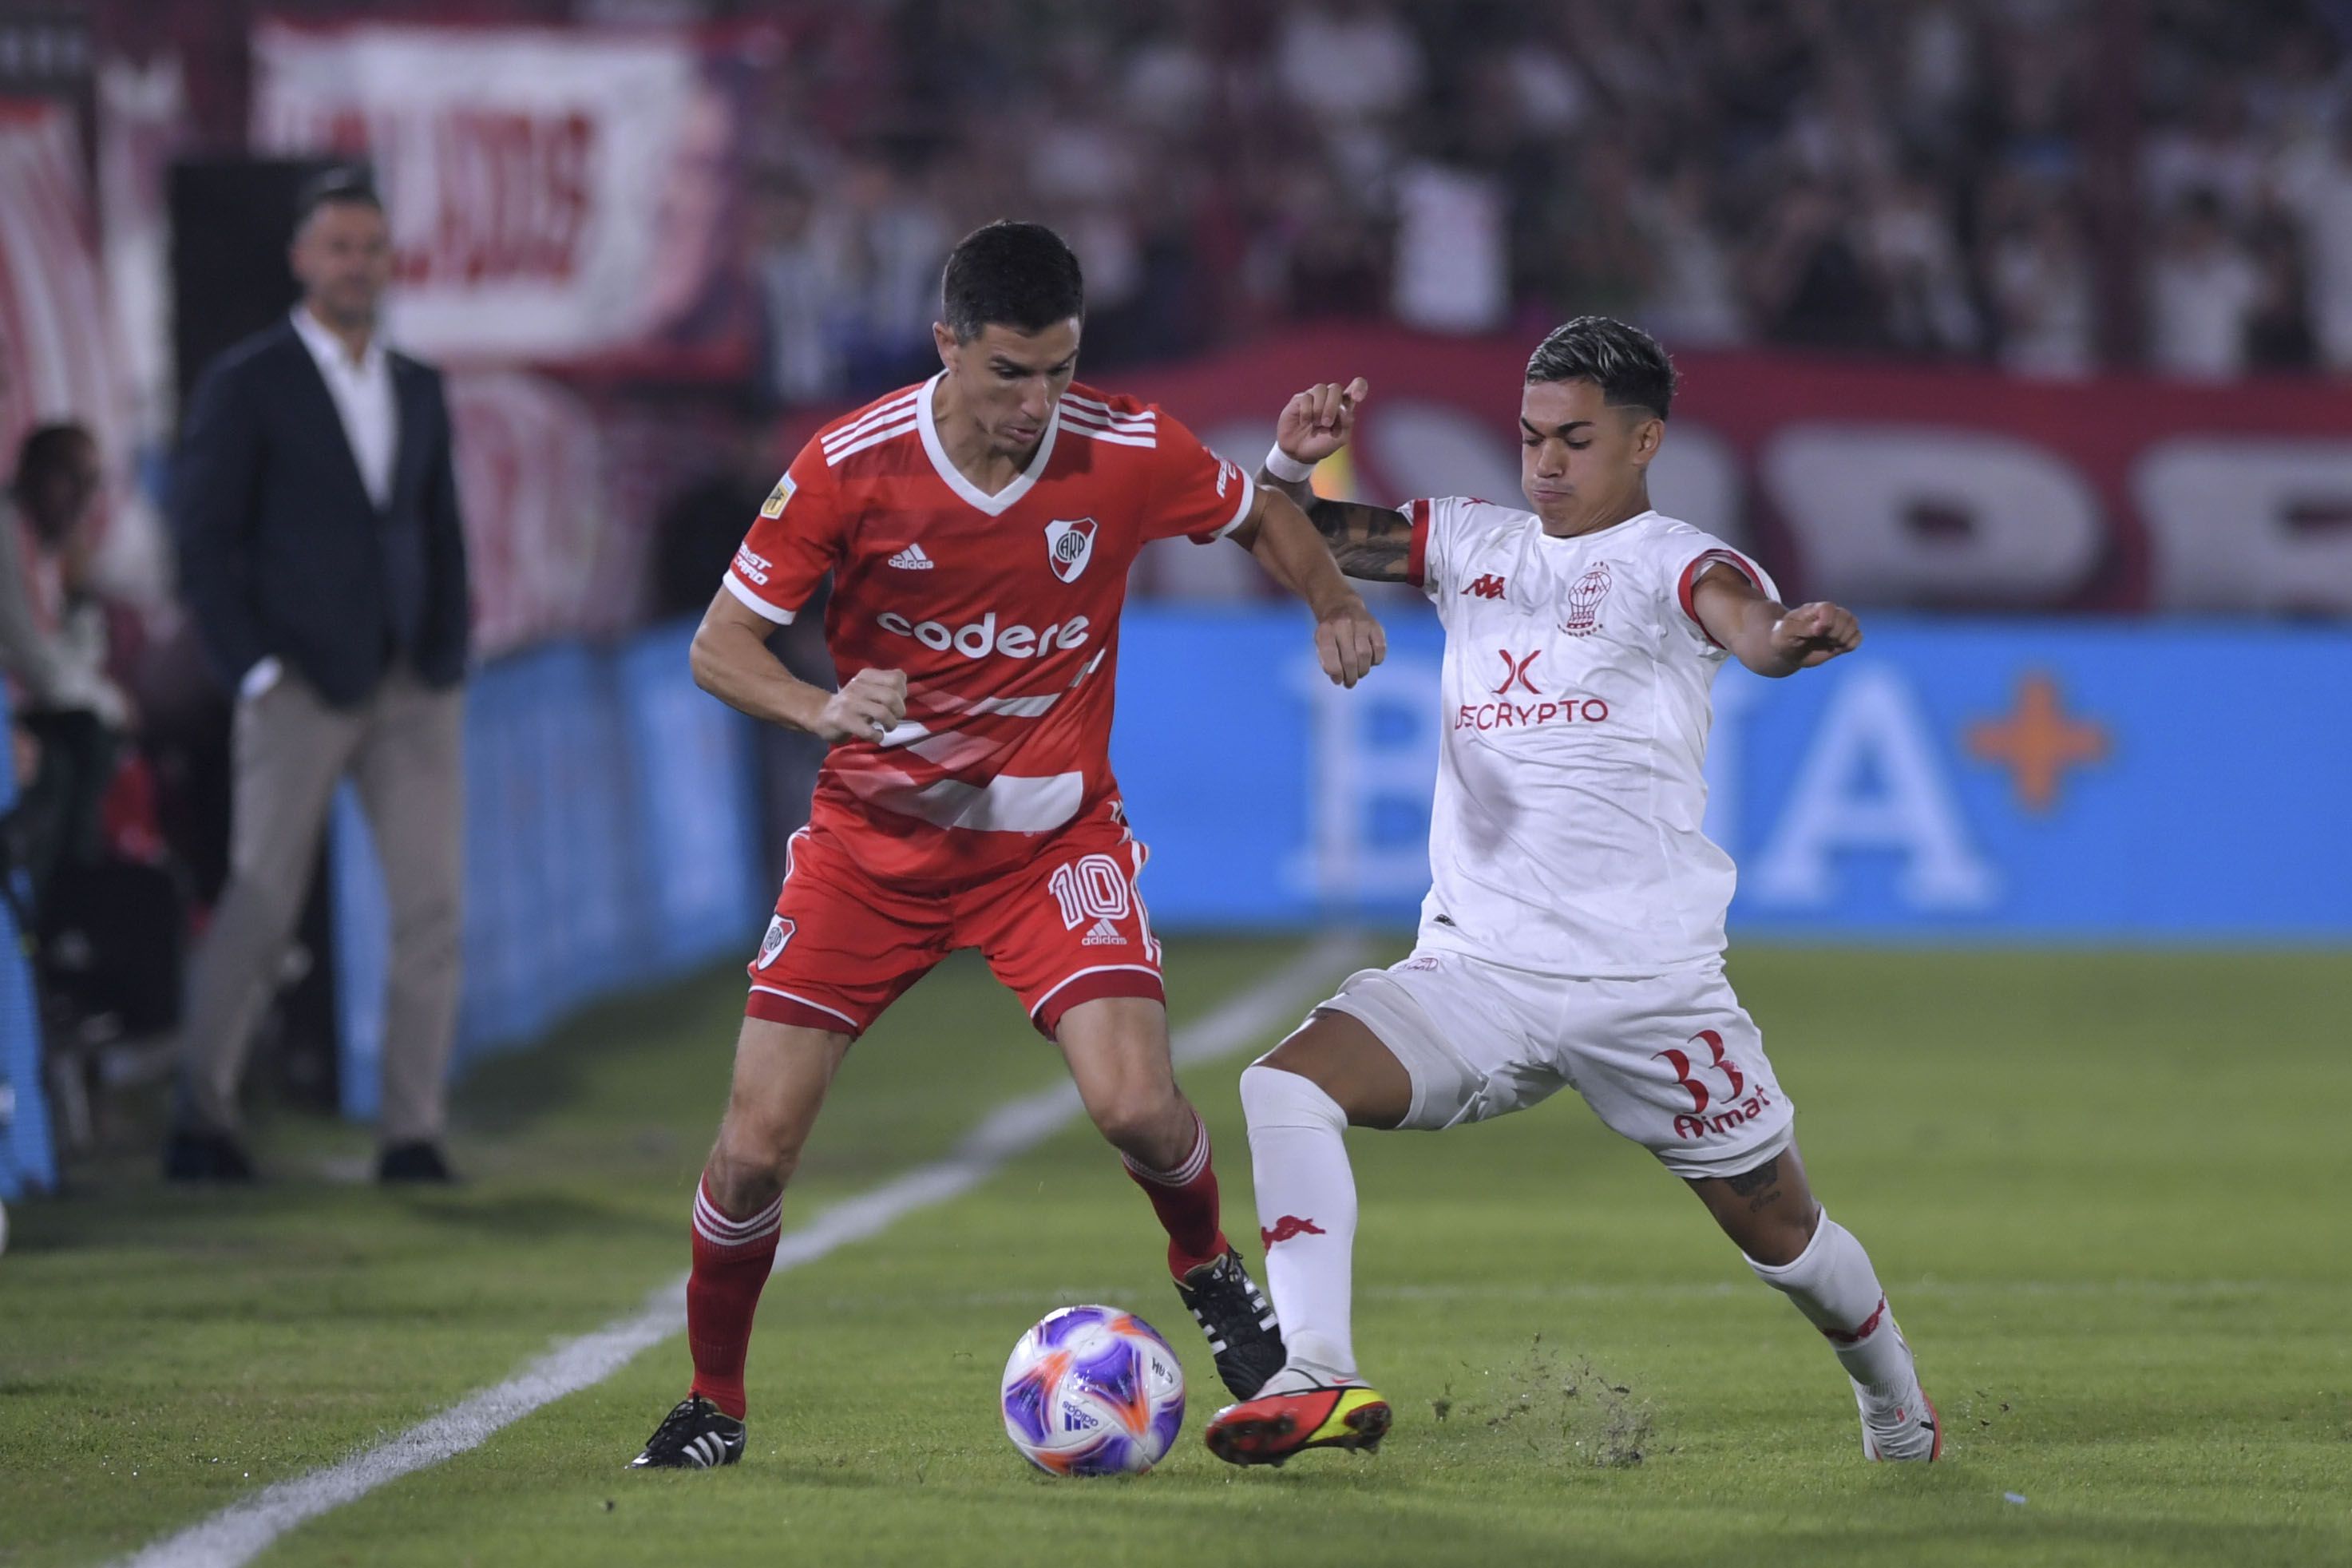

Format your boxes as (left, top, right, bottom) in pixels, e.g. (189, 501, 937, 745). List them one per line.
(1000, 1305, 1186, 1475)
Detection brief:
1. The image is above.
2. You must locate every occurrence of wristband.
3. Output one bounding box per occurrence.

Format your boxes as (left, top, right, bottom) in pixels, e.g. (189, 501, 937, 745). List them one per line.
(1263, 443, 1317, 485)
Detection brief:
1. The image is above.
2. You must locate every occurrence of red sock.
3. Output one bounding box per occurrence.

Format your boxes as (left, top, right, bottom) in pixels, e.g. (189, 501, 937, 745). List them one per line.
(686, 1176, 783, 1420)
(1123, 1111, 1229, 1279)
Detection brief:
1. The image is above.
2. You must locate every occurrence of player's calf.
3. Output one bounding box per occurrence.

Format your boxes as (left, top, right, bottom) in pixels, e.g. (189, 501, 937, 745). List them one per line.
(1690, 1144, 1936, 1462)
(661, 1016, 848, 1448)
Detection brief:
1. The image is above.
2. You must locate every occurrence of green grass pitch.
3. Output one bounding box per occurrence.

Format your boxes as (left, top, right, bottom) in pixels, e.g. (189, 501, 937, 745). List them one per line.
(2, 939, 2346, 1566)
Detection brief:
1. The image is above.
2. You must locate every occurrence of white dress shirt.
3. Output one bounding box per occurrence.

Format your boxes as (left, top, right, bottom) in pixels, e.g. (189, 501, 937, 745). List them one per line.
(247, 307, 401, 700)
(290, 304, 397, 509)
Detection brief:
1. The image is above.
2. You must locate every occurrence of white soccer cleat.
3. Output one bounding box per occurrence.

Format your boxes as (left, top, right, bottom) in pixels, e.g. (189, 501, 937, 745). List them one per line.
(1855, 1378, 1942, 1462)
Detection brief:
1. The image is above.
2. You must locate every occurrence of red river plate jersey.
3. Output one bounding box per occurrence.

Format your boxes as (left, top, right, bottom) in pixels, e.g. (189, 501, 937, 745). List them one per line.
(724, 374, 1255, 883)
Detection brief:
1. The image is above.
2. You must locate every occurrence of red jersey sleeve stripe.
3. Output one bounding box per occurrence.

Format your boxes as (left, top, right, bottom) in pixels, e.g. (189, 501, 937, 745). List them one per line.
(1677, 548, 1768, 647)
(1406, 498, 1431, 588)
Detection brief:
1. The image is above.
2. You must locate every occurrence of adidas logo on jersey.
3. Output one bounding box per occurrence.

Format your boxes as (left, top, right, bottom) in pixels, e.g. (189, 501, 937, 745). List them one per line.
(1462, 574, 1507, 600)
(889, 543, 935, 570)
(1082, 917, 1127, 946)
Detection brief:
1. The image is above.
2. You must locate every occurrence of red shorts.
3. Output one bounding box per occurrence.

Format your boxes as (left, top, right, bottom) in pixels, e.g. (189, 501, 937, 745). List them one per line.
(744, 802, 1164, 1039)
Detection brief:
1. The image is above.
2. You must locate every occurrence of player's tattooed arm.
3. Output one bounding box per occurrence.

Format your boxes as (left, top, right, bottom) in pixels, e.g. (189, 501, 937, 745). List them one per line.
(1281, 495, 1417, 583)
(1689, 562, 1863, 677)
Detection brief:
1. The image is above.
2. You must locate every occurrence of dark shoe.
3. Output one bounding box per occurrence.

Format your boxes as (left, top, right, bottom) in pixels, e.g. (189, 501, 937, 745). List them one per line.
(629, 1394, 745, 1470)
(163, 1127, 255, 1183)
(377, 1141, 457, 1184)
(1174, 1246, 1286, 1400)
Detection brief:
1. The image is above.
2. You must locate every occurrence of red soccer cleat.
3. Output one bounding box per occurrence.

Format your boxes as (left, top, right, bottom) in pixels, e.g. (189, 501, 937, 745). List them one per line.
(1203, 1376, 1392, 1467)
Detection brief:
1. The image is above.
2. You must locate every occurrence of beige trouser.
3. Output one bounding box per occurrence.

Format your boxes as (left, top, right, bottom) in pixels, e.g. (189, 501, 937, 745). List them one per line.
(178, 667, 464, 1144)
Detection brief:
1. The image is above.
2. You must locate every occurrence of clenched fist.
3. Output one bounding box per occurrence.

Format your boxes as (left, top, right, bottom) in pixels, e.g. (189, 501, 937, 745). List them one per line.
(1769, 603, 1862, 668)
(814, 667, 908, 742)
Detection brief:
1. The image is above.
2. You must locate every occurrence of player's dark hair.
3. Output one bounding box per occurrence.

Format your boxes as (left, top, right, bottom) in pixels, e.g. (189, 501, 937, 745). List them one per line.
(1525, 316, 1677, 421)
(940, 221, 1084, 341)
(294, 166, 382, 235)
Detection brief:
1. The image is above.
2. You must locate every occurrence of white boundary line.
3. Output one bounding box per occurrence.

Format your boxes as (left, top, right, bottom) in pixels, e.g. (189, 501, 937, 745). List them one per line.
(118, 936, 1361, 1568)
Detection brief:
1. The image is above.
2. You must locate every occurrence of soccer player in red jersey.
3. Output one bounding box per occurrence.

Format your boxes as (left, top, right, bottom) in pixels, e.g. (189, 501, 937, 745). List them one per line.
(632, 222, 1386, 1468)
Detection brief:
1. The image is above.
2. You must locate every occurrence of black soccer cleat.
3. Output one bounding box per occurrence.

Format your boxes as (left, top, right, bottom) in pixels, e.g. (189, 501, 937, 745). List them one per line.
(1174, 1247, 1286, 1400)
(628, 1394, 745, 1470)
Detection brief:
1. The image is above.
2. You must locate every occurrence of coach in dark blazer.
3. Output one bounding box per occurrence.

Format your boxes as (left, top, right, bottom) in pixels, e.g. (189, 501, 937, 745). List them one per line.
(167, 171, 470, 1184)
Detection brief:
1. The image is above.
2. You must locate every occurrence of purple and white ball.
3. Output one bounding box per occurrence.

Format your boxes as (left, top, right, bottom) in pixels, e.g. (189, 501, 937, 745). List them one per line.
(1000, 1305, 1186, 1475)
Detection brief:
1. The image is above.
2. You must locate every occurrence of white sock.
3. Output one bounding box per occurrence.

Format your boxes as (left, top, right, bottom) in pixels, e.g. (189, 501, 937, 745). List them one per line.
(1239, 1062, 1360, 1380)
(1748, 1213, 1917, 1403)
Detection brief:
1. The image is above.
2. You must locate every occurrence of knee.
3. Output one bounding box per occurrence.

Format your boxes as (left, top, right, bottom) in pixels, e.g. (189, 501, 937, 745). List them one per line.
(1239, 1061, 1347, 1130)
(1740, 1198, 1821, 1269)
(707, 1115, 806, 1209)
(1089, 1087, 1186, 1158)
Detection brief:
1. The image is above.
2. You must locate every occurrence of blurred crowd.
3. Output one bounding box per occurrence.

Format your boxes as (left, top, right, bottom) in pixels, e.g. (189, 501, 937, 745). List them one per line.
(728, 0, 2352, 398)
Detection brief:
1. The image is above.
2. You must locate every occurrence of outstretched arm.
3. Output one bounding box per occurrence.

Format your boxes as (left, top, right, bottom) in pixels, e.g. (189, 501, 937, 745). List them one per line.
(1247, 377, 1419, 583)
(1689, 563, 1863, 677)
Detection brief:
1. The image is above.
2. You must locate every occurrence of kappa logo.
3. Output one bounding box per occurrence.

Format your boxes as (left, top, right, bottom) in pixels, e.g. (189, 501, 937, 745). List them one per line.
(1562, 561, 1614, 637)
(755, 915, 796, 969)
(1462, 573, 1507, 600)
(759, 473, 795, 519)
(1045, 517, 1099, 583)
(1259, 1215, 1328, 1248)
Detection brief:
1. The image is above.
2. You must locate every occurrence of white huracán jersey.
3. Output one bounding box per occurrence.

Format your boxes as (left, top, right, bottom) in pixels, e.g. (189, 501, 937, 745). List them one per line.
(1404, 497, 1777, 977)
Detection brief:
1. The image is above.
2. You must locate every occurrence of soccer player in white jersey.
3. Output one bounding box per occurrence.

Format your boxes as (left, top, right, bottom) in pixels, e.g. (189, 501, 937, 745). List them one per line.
(1202, 317, 1939, 1467)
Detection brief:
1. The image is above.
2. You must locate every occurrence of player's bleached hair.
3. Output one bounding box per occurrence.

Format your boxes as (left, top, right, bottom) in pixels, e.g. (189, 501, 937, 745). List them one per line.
(941, 220, 1085, 341)
(1525, 316, 1677, 420)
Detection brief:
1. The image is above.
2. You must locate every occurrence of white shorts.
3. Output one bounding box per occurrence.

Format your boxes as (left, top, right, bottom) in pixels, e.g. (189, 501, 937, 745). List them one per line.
(1308, 949, 1795, 1179)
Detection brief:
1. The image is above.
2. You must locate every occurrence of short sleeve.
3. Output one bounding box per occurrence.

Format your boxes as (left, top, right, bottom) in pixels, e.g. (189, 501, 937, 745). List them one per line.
(724, 437, 847, 624)
(1139, 411, 1256, 544)
(1668, 536, 1780, 652)
(1407, 496, 1470, 604)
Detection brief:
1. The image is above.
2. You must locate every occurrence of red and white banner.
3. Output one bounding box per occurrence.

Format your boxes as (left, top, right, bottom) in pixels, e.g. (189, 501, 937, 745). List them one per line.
(1087, 326, 2352, 615)
(0, 98, 160, 599)
(251, 21, 747, 371)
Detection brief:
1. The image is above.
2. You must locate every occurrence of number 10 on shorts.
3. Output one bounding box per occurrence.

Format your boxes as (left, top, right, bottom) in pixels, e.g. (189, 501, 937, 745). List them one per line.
(1047, 854, 1132, 928)
(1044, 851, 1158, 960)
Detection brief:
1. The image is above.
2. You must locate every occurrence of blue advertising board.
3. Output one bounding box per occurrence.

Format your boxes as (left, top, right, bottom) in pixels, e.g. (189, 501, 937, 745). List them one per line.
(1108, 608, 2352, 940)
(316, 608, 2346, 1126)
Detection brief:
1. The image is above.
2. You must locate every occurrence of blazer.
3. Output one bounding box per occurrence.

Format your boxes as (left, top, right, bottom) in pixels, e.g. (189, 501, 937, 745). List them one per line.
(172, 317, 470, 709)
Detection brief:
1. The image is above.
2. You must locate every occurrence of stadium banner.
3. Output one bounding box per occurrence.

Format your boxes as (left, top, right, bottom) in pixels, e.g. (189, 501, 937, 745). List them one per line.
(1108, 608, 2352, 940)
(331, 623, 764, 1121)
(250, 20, 754, 372)
(0, 97, 158, 604)
(1111, 326, 2352, 616)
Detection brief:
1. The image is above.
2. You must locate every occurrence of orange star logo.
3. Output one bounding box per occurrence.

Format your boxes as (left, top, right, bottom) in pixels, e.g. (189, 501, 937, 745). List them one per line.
(1966, 672, 2109, 814)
